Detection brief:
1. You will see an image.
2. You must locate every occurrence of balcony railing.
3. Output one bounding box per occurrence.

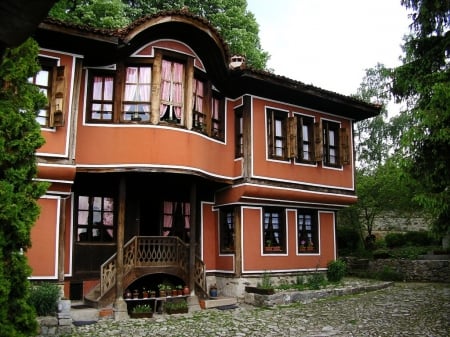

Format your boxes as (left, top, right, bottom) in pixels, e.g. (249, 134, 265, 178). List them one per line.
(100, 236, 205, 297)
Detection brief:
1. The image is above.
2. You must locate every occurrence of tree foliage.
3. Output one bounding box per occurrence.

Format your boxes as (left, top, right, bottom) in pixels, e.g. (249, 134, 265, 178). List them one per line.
(48, 0, 269, 69)
(392, 0, 450, 235)
(0, 39, 49, 336)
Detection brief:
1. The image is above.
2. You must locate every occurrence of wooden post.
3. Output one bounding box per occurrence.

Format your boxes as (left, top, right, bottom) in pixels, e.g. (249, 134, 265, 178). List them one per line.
(189, 182, 197, 293)
(114, 176, 128, 320)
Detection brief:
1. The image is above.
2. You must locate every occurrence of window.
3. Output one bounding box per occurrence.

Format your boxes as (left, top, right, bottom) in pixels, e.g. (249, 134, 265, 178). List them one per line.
(323, 120, 340, 166)
(298, 210, 318, 253)
(192, 78, 205, 131)
(263, 208, 286, 253)
(267, 109, 287, 160)
(160, 59, 184, 123)
(29, 58, 56, 127)
(76, 196, 115, 242)
(123, 65, 151, 122)
(220, 208, 235, 253)
(88, 72, 114, 122)
(235, 107, 243, 158)
(296, 115, 315, 163)
(162, 201, 190, 242)
(211, 94, 224, 139)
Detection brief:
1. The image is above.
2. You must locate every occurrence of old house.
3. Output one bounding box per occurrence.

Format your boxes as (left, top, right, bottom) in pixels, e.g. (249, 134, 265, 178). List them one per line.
(27, 11, 380, 313)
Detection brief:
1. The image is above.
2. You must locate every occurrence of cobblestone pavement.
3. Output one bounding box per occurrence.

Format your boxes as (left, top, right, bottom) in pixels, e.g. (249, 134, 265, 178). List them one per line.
(65, 282, 450, 337)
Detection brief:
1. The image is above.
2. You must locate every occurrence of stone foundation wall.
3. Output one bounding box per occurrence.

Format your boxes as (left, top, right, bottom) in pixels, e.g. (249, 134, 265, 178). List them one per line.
(368, 259, 450, 283)
(35, 300, 72, 337)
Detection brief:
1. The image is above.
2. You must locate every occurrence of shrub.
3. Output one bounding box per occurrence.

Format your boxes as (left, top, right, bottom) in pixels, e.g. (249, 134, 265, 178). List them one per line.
(307, 273, 326, 290)
(377, 266, 404, 281)
(385, 233, 405, 248)
(327, 259, 347, 282)
(28, 282, 60, 316)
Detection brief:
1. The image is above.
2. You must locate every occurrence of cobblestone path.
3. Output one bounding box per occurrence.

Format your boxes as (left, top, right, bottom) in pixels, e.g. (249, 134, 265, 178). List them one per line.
(64, 282, 450, 337)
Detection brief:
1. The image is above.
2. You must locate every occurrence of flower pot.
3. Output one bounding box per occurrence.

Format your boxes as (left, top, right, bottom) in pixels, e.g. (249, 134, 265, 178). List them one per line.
(209, 288, 218, 297)
(130, 312, 153, 319)
(183, 286, 190, 295)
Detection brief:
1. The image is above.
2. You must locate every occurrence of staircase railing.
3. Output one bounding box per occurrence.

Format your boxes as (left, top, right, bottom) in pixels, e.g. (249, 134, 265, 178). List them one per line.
(100, 236, 205, 297)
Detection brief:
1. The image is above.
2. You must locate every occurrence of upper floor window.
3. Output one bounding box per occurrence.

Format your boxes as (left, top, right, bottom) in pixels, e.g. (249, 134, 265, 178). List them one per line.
(160, 59, 184, 123)
(235, 107, 243, 158)
(192, 78, 205, 131)
(296, 115, 315, 163)
(220, 208, 235, 253)
(298, 210, 319, 253)
(323, 120, 340, 166)
(267, 108, 287, 160)
(88, 72, 114, 122)
(211, 94, 224, 139)
(263, 208, 286, 253)
(76, 196, 115, 242)
(29, 57, 57, 127)
(123, 65, 151, 122)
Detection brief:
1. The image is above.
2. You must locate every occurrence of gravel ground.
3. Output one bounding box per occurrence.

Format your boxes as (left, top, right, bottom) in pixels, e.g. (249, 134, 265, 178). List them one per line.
(64, 282, 450, 337)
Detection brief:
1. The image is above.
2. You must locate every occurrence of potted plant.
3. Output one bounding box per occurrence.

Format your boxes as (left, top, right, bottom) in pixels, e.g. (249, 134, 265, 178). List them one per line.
(183, 285, 190, 295)
(245, 271, 275, 295)
(158, 284, 169, 297)
(142, 287, 149, 299)
(209, 284, 218, 298)
(130, 304, 153, 318)
(165, 299, 188, 315)
(176, 285, 183, 296)
(132, 289, 139, 299)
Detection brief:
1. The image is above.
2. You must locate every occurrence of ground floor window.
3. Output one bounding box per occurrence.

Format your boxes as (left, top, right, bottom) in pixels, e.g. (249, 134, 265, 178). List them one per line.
(76, 196, 115, 242)
(220, 208, 235, 253)
(263, 208, 286, 253)
(298, 210, 318, 253)
(162, 201, 190, 242)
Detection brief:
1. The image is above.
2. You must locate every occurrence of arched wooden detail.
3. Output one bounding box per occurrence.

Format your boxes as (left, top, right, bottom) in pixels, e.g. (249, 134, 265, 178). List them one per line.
(100, 236, 206, 297)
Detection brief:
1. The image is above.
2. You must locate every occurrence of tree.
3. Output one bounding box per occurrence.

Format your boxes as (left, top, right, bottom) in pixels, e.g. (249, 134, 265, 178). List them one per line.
(392, 0, 450, 235)
(339, 64, 421, 249)
(48, 0, 270, 69)
(0, 39, 49, 336)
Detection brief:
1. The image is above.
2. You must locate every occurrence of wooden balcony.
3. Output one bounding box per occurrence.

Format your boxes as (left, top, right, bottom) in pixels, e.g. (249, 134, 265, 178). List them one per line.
(100, 236, 206, 298)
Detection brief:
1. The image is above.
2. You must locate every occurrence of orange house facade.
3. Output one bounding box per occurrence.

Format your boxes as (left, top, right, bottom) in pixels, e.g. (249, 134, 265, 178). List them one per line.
(28, 11, 380, 307)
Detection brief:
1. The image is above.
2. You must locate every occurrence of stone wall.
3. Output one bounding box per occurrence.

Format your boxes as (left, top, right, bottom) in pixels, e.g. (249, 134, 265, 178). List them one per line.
(368, 259, 450, 283)
(35, 300, 72, 337)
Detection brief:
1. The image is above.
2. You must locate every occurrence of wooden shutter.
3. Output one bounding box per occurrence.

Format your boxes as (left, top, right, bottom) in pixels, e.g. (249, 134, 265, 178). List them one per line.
(339, 127, 350, 165)
(287, 116, 297, 159)
(50, 66, 66, 127)
(313, 122, 323, 162)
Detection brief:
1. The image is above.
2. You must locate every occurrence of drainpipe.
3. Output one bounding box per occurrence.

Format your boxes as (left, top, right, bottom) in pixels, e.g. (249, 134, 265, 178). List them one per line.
(114, 176, 128, 320)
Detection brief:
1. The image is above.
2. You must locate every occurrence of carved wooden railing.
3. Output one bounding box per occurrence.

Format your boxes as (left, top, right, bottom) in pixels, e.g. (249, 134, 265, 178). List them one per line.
(100, 236, 206, 297)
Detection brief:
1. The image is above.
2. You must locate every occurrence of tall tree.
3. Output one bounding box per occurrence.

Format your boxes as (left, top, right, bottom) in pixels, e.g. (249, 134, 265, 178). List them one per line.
(392, 0, 450, 235)
(49, 0, 269, 69)
(0, 39, 49, 336)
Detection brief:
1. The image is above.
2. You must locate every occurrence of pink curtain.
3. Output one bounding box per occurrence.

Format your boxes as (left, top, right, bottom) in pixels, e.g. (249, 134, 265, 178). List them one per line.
(193, 79, 203, 112)
(160, 60, 184, 119)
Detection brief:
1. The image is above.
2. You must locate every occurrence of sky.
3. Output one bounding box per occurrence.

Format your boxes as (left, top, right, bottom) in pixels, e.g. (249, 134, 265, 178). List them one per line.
(246, 0, 412, 97)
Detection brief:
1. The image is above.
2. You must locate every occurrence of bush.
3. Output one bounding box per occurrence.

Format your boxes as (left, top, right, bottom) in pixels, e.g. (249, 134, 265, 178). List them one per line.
(327, 259, 347, 282)
(377, 266, 404, 281)
(307, 273, 326, 290)
(28, 282, 60, 316)
(385, 233, 405, 248)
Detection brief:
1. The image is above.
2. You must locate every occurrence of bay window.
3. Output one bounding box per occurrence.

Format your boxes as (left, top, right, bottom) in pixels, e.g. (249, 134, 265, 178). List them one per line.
(160, 59, 184, 124)
(123, 65, 151, 122)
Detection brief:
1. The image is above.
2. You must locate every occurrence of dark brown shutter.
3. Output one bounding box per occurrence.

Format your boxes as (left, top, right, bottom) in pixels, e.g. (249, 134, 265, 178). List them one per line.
(287, 116, 297, 159)
(313, 122, 323, 162)
(339, 128, 350, 165)
(50, 66, 66, 127)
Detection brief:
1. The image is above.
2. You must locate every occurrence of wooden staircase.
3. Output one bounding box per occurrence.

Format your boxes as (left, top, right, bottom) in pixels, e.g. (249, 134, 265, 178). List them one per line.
(84, 236, 207, 308)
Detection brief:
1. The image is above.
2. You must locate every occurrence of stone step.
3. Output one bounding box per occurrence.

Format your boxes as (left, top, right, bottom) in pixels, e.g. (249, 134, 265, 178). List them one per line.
(199, 296, 237, 309)
(70, 305, 99, 324)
